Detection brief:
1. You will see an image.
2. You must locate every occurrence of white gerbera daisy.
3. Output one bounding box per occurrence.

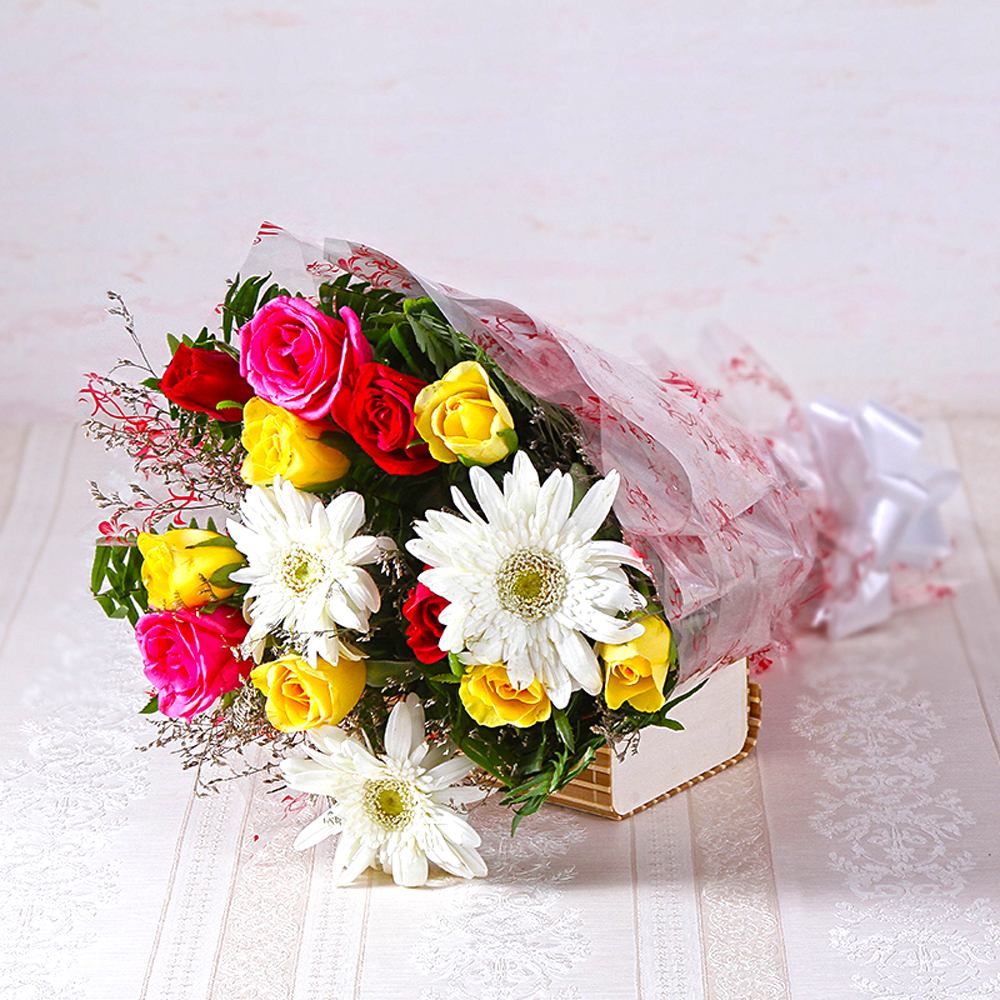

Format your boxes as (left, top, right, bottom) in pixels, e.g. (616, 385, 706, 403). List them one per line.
(282, 695, 487, 887)
(406, 450, 647, 709)
(227, 476, 391, 665)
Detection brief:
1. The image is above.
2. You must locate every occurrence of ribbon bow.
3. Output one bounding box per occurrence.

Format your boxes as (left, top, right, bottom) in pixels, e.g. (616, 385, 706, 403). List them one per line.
(807, 400, 959, 638)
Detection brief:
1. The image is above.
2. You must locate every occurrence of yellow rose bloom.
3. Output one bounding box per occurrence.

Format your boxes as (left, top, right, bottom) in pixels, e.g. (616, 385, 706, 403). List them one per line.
(414, 361, 516, 466)
(137, 528, 245, 610)
(459, 662, 551, 728)
(597, 615, 674, 712)
(241, 396, 350, 488)
(250, 652, 367, 732)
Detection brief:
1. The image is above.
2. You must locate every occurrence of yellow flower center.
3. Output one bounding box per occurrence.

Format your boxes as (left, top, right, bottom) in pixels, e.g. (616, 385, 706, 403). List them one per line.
(278, 543, 323, 597)
(363, 778, 416, 831)
(496, 549, 567, 622)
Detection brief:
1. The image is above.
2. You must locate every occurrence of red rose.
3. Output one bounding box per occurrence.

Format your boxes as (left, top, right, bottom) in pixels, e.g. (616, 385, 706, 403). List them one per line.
(331, 363, 437, 475)
(402, 583, 448, 663)
(161, 344, 254, 421)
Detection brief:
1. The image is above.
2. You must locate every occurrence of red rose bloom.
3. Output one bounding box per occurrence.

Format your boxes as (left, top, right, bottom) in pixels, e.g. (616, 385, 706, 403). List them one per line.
(161, 344, 254, 421)
(402, 583, 448, 663)
(331, 362, 437, 475)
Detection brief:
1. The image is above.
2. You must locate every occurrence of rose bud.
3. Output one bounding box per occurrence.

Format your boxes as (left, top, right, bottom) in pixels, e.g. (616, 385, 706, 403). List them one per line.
(160, 344, 254, 421)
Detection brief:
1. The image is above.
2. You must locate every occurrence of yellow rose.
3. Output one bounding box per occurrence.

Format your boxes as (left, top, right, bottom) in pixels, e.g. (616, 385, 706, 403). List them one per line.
(137, 528, 245, 610)
(241, 396, 350, 488)
(250, 652, 366, 732)
(597, 615, 674, 712)
(414, 361, 516, 465)
(459, 662, 551, 728)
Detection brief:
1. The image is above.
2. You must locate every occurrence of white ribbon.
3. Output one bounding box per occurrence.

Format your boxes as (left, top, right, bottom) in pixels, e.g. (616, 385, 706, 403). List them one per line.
(807, 400, 959, 638)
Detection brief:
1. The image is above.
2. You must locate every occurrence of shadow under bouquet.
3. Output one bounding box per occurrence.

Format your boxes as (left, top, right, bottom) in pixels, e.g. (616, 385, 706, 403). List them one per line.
(84, 224, 954, 887)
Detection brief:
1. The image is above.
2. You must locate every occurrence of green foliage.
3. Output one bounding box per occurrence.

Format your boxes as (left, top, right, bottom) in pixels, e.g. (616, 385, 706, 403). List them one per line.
(91, 542, 148, 626)
(220, 273, 287, 343)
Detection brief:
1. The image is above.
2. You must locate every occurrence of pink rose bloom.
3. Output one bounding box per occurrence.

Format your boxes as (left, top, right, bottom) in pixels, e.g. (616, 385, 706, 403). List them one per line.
(239, 297, 372, 421)
(136, 606, 252, 721)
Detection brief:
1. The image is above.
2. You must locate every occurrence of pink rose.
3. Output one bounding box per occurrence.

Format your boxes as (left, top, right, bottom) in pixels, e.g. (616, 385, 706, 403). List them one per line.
(136, 606, 252, 721)
(239, 297, 372, 421)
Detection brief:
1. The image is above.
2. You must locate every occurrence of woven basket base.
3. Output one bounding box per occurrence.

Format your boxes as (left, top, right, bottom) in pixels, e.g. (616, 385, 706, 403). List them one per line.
(547, 682, 762, 820)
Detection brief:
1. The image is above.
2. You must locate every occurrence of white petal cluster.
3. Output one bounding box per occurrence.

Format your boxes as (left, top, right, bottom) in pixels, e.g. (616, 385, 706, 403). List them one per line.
(227, 476, 391, 664)
(407, 450, 647, 708)
(283, 695, 487, 887)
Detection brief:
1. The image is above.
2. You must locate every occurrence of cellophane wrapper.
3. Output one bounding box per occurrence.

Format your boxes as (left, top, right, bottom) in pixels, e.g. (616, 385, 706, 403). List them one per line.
(236, 224, 913, 682)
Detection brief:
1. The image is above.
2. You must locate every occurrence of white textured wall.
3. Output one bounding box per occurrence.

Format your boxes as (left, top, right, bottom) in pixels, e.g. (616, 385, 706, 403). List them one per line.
(2, 1, 998, 420)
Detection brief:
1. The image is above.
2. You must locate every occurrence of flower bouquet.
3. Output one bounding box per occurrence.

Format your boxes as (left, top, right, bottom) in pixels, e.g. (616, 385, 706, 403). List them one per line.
(84, 224, 954, 887)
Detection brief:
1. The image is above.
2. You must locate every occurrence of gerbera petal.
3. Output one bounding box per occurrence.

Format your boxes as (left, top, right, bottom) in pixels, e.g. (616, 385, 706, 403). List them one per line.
(566, 469, 620, 541)
(431, 785, 486, 808)
(343, 535, 382, 566)
(325, 586, 369, 632)
(555, 629, 603, 695)
(333, 833, 377, 887)
(391, 842, 429, 887)
(469, 465, 509, 525)
(384, 694, 425, 760)
(293, 811, 342, 851)
(423, 756, 477, 790)
(282, 763, 343, 797)
(450, 486, 487, 527)
(582, 538, 648, 570)
(308, 726, 350, 755)
(325, 491, 366, 542)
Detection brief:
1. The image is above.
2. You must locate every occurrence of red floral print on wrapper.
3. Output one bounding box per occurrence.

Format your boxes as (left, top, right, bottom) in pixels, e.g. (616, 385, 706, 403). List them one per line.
(331, 362, 437, 476)
(136, 606, 252, 721)
(402, 583, 449, 663)
(160, 344, 254, 421)
(239, 297, 372, 422)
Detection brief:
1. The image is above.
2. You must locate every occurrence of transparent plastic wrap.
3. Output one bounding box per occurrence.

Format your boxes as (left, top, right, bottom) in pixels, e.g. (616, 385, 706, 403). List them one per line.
(240, 223, 957, 682)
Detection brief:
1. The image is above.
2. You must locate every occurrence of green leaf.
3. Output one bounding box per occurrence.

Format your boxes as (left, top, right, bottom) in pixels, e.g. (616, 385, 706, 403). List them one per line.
(139, 694, 159, 715)
(318, 430, 353, 451)
(562, 744, 599, 785)
(214, 400, 245, 413)
(519, 734, 548, 776)
(552, 708, 575, 752)
(510, 795, 548, 834)
(188, 535, 237, 548)
(90, 543, 148, 623)
(497, 427, 518, 454)
(653, 718, 685, 731)
(299, 479, 348, 494)
(388, 323, 420, 373)
(166, 333, 181, 354)
(364, 659, 419, 686)
(90, 544, 113, 594)
(661, 677, 708, 714)
(404, 304, 468, 376)
(448, 652, 466, 678)
(456, 734, 507, 775)
(206, 562, 243, 588)
(94, 593, 117, 617)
